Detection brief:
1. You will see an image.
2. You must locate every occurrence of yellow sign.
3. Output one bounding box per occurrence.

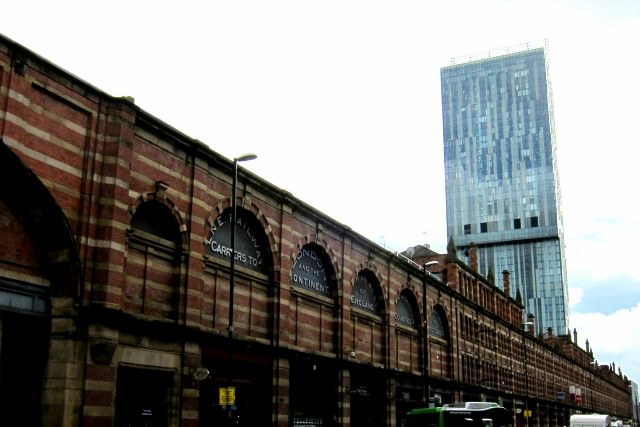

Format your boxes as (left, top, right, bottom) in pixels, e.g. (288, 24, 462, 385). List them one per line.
(219, 387, 236, 405)
(524, 409, 532, 418)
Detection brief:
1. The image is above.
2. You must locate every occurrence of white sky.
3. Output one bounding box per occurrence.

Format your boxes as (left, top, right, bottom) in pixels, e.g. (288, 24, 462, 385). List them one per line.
(4, 0, 640, 384)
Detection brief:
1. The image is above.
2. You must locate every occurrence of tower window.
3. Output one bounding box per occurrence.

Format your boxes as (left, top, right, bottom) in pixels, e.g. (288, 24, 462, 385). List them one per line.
(480, 222, 488, 233)
(530, 216, 539, 227)
(514, 218, 521, 229)
(464, 224, 471, 235)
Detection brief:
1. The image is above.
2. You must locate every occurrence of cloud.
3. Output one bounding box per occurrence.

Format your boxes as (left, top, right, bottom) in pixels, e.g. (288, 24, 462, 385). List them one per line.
(569, 276, 640, 313)
(568, 287, 583, 308)
(570, 302, 640, 382)
(564, 218, 640, 282)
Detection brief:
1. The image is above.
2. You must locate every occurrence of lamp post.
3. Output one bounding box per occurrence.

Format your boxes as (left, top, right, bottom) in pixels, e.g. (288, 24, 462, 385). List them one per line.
(228, 153, 257, 339)
(422, 260, 439, 406)
(223, 153, 256, 422)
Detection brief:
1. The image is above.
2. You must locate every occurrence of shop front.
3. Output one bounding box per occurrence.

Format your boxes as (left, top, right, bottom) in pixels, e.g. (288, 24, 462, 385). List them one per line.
(290, 356, 338, 427)
(0, 285, 50, 427)
(395, 376, 424, 427)
(114, 366, 175, 427)
(349, 366, 388, 427)
(199, 347, 273, 427)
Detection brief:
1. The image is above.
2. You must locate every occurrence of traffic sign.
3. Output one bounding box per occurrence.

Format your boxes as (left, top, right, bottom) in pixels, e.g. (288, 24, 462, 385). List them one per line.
(219, 386, 236, 405)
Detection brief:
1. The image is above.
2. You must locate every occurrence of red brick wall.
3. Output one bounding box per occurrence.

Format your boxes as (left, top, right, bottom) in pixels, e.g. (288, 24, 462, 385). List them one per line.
(0, 199, 44, 281)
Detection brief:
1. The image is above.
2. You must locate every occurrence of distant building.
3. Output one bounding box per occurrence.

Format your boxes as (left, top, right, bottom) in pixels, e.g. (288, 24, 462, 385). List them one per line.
(632, 381, 639, 423)
(440, 42, 569, 335)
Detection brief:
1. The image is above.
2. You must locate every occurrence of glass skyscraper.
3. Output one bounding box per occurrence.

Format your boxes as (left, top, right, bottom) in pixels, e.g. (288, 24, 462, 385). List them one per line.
(440, 43, 568, 335)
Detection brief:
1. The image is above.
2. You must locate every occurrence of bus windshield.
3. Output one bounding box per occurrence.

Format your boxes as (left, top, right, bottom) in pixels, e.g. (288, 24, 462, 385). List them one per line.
(407, 403, 512, 427)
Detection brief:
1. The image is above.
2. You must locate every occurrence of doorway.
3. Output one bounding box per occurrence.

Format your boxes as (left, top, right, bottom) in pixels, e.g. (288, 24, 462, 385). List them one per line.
(0, 310, 50, 427)
(114, 366, 174, 427)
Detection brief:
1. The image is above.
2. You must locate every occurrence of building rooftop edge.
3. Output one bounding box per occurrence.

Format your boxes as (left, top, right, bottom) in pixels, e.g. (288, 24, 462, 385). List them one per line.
(446, 39, 548, 68)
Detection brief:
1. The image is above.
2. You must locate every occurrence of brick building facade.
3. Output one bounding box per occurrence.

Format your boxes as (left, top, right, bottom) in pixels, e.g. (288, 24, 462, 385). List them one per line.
(0, 34, 633, 427)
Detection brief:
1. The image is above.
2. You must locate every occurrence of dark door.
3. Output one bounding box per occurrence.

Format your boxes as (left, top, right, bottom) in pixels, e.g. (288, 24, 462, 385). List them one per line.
(199, 355, 272, 427)
(0, 311, 49, 427)
(349, 370, 387, 427)
(114, 366, 174, 427)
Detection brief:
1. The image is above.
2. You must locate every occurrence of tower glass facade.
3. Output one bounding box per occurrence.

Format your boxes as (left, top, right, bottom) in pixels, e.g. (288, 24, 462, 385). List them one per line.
(440, 44, 568, 334)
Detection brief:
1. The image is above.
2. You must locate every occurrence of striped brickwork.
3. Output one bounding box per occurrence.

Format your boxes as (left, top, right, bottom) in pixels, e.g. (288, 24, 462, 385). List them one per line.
(0, 34, 634, 427)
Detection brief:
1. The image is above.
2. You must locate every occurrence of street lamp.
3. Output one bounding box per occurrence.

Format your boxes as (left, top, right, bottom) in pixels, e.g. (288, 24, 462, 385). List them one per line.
(223, 153, 257, 422)
(422, 260, 439, 406)
(229, 153, 257, 338)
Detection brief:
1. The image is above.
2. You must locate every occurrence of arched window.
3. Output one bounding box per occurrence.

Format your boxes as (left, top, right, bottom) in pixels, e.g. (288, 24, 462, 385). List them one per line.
(351, 271, 383, 316)
(131, 200, 180, 244)
(349, 272, 387, 360)
(125, 199, 182, 319)
(429, 309, 446, 339)
(202, 206, 273, 341)
(205, 207, 271, 274)
(395, 290, 419, 329)
(428, 306, 452, 379)
(289, 244, 337, 354)
(291, 244, 333, 297)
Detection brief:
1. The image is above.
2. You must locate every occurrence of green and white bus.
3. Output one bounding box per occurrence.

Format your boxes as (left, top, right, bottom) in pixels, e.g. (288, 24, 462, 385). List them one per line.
(406, 402, 513, 427)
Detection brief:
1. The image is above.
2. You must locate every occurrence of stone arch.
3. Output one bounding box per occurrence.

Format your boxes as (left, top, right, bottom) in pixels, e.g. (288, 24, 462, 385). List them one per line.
(128, 182, 188, 251)
(202, 197, 276, 342)
(350, 268, 387, 317)
(289, 241, 340, 354)
(0, 140, 81, 298)
(205, 197, 276, 276)
(348, 266, 389, 381)
(428, 304, 452, 379)
(351, 259, 386, 288)
(429, 304, 450, 340)
(356, 261, 386, 289)
(123, 184, 186, 320)
(0, 140, 78, 425)
(397, 278, 421, 323)
(290, 242, 336, 297)
(395, 288, 420, 329)
(290, 236, 341, 292)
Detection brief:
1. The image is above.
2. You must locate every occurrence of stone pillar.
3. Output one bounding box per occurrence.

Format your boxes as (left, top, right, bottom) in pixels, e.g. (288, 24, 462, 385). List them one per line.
(41, 298, 88, 427)
(339, 367, 351, 427)
(388, 376, 397, 427)
(181, 342, 203, 427)
(273, 357, 290, 427)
